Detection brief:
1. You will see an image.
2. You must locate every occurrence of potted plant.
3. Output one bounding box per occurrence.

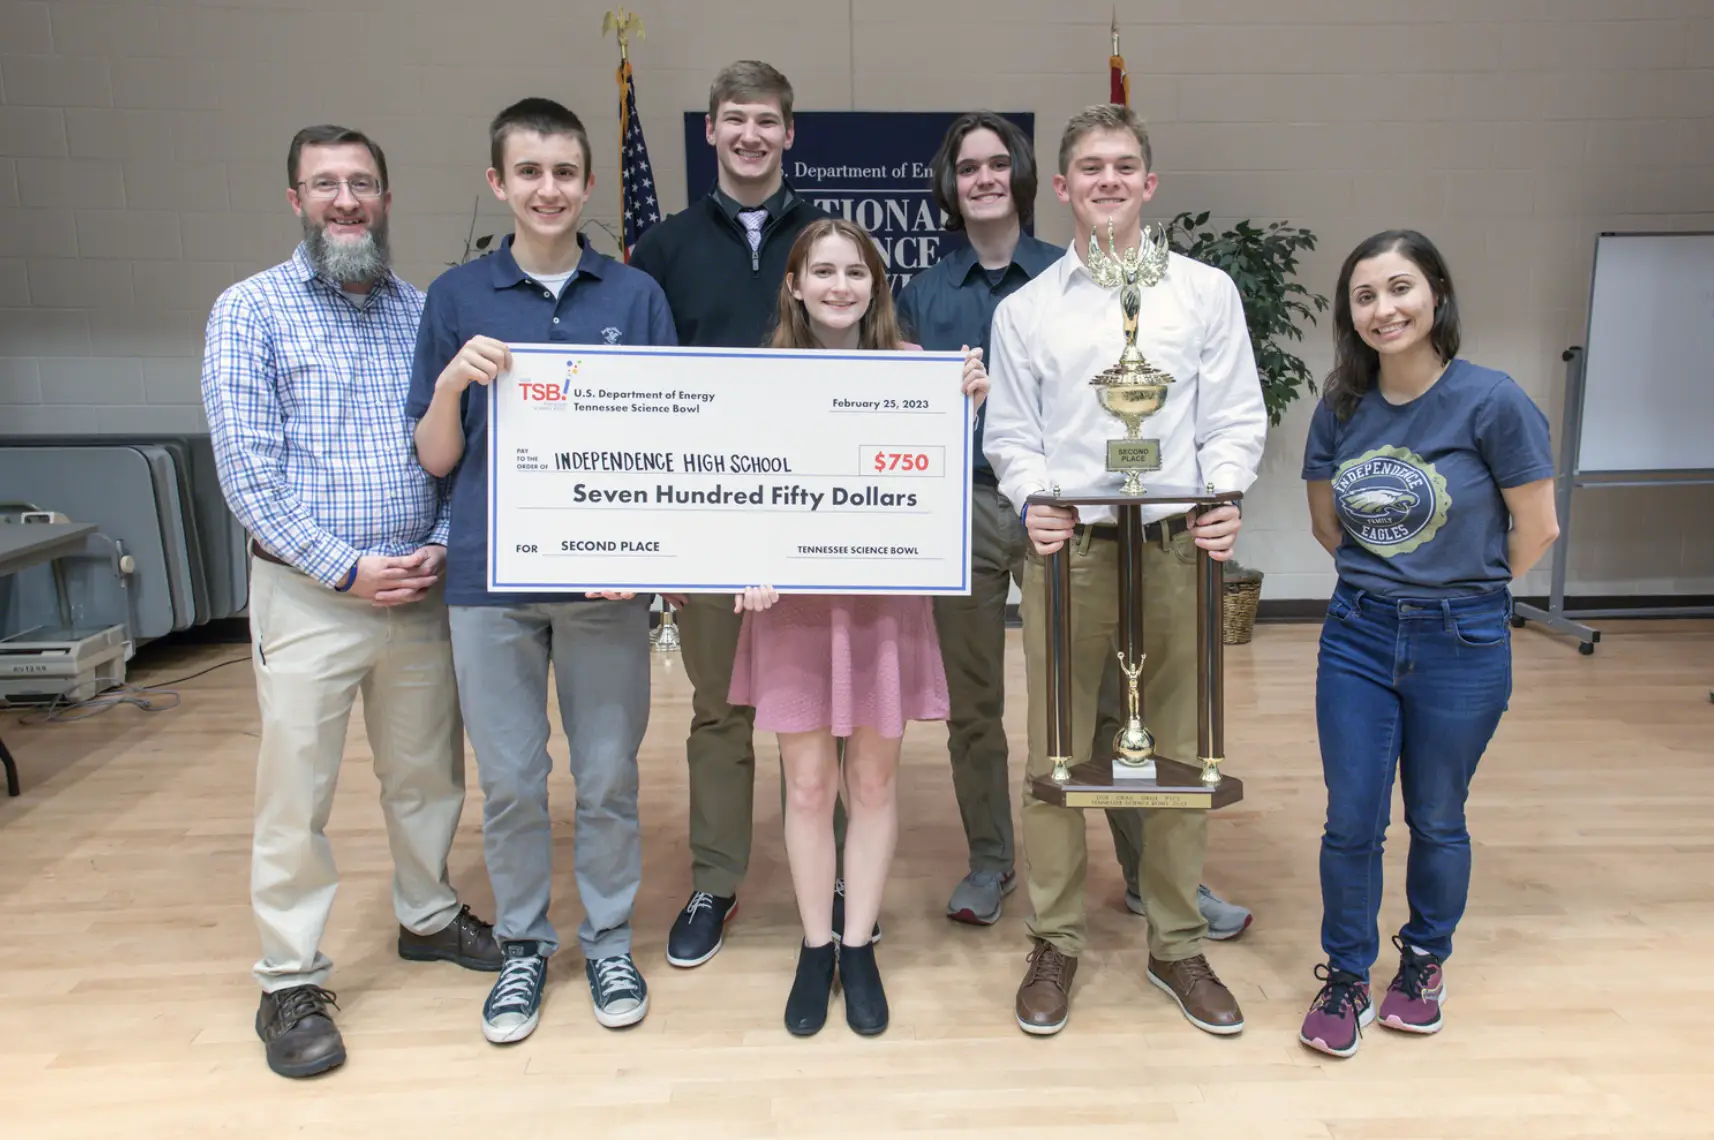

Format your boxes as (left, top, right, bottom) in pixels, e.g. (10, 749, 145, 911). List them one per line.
(1164, 211, 1330, 643)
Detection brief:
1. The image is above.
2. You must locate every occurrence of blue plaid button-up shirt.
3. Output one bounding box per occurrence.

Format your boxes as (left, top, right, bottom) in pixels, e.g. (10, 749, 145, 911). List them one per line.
(202, 243, 448, 589)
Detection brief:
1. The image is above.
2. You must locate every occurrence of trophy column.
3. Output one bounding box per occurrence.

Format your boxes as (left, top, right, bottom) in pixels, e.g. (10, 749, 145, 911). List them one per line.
(1045, 541, 1075, 784)
(1027, 488, 1243, 812)
(1111, 504, 1153, 769)
(1195, 543, 1225, 786)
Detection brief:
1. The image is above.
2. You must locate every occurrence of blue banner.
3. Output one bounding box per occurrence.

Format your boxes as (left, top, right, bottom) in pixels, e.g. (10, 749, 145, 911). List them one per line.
(683, 110, 1034, 294)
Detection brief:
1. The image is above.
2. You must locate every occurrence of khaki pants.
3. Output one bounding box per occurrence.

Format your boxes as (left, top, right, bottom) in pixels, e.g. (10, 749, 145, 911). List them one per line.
(1020, 522, 1209, 960)
(248, 557, 466, 992)
(935, 483, 1149, 888)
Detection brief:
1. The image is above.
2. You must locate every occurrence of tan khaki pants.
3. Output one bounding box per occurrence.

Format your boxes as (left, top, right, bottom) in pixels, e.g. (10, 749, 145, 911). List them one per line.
(1020, 523, 1209, 960)
(248, 557, 466, 991)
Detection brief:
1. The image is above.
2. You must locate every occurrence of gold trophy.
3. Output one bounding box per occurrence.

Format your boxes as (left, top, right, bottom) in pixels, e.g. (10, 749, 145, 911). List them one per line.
(1111, 648, 1154, 768)
(1086, 219, 1175, 495)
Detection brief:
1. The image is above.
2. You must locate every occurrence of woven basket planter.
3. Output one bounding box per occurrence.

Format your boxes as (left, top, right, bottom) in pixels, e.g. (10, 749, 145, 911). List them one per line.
(1222, 564, 1264, 645)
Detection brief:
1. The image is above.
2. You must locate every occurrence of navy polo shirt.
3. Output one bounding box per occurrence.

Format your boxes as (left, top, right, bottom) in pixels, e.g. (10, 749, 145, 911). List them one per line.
(894, 233, 1063, 481)
(406, 234, 678, 606)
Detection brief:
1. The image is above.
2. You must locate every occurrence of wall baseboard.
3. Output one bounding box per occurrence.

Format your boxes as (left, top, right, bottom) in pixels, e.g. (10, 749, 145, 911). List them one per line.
(999, 594, 1714, 627)
(1252, 593, 1714, 623)
(140, 595, 1714, 657)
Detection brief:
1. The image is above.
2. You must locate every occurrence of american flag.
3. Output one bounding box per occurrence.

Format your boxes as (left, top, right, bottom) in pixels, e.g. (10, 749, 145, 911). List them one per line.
(618, 58, 660, 262)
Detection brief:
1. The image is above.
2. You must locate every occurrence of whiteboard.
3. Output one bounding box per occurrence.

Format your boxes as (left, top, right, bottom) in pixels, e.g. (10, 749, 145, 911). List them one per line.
(1576, 232, 1714, 475)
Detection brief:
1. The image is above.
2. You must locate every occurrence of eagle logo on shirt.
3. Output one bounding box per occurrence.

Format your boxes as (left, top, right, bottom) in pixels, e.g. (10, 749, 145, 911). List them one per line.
(1342, 488, 1420, 519)
(602, 326, 622, 345)
(1332, 446, 1449, 558)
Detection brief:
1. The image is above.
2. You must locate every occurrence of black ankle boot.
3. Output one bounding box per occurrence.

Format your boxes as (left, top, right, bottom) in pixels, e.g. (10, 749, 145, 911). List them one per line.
(838, 940, 888, 1036)
(785, 940, 838, 1036)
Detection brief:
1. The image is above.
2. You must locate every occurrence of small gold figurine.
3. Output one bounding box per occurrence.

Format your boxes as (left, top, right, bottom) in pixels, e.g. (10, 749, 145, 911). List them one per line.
(1084, 217, 1170, 292)
(1111, 649, 1154, 766)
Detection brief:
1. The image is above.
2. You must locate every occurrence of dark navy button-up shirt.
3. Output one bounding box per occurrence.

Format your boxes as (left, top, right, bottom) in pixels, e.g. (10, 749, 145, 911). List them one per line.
(894, 233, 1064, 480)
(405, 233, 678, 606)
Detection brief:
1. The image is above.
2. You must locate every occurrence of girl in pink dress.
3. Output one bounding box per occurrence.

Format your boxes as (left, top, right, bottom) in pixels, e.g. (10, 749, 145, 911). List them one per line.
(727, 218, 987, 1038)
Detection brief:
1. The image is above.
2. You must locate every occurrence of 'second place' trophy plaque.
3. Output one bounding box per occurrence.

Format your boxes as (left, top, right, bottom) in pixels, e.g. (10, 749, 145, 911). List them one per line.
(1086, 220, 1175, 496)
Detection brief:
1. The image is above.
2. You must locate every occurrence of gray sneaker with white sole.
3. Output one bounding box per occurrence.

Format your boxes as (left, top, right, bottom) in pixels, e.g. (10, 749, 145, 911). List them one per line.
(946, 868, 1018, 926)
(1125, 884, 1253, 941)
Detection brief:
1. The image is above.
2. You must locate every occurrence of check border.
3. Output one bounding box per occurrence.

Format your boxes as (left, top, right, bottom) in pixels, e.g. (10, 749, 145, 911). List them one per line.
(486, 343, 972, 595)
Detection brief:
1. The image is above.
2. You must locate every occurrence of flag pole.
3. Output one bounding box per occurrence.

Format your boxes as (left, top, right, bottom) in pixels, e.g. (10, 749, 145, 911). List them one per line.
(1109, 9, 1129, 106)
(605, 8, 676, 651)
(603, 8, 644, 206)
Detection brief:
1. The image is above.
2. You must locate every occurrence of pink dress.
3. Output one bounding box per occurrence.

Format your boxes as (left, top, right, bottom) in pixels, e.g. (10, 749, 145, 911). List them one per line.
(727, 339, 950, 738)
(727, 593, 950, 738)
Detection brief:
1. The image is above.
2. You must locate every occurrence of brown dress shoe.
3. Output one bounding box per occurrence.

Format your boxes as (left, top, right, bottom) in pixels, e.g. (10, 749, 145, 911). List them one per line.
(1015, 938, 1078, 1036)
(1147, 954, 1244, 1035)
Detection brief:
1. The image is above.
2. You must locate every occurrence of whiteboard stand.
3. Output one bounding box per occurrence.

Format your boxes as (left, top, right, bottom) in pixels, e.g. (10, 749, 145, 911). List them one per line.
(1514, 231, 1714, 654)
(1513, 345, 1714, 654)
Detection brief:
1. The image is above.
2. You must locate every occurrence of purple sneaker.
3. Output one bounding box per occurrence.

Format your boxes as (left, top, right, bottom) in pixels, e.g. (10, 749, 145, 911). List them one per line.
(1298, 964, 1374, 1058)
(1377, 936, 1445, 1034)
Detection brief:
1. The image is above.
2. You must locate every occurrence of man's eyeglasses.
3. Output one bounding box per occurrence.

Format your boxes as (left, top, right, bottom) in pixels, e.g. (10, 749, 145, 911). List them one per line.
(297, 176, 383, 200)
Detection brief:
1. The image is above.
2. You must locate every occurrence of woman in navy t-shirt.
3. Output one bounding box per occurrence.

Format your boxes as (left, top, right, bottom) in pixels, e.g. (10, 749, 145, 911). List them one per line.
(1297, 230, 1559, 1059)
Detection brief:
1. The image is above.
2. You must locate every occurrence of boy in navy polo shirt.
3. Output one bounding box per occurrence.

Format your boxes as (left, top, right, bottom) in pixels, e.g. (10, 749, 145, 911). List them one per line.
(408, 98, 677, 1044)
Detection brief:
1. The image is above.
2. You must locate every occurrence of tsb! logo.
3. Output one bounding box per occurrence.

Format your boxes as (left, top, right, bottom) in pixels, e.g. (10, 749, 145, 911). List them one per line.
(520, 360, 578, 406)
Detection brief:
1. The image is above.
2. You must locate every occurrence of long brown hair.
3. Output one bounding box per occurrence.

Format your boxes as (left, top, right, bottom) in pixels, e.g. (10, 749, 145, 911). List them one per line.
(1324, 229, 1461, 421)
(770, 218, 904, 351)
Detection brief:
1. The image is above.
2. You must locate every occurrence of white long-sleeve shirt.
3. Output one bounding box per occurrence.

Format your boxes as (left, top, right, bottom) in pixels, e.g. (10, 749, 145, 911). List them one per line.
(983, 242, 1268, 527)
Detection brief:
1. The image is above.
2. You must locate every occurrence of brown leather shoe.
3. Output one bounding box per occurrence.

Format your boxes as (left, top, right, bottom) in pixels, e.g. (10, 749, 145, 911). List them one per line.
(1147, 954, 1244, 1035)
(398, 904, 503, 972)
(1015, 938, 1078, 1036)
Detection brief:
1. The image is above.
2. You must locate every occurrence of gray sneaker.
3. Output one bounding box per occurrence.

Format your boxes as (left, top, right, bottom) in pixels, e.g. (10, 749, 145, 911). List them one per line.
(946, 868, 1017, 926)
(1124, 884, 1253, 941)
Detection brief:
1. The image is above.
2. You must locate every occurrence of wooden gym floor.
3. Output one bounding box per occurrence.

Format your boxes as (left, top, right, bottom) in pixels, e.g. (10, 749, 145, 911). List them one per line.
(1, 620, 1711, 1139)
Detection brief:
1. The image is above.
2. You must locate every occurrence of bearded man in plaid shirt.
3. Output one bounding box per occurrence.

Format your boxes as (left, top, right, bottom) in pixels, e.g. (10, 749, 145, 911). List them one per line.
(201, 124, 501, 1081)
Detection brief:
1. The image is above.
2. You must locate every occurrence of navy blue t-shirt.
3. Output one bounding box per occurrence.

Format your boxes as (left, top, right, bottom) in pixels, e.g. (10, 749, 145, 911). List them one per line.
(405, 234, 678, 606)
(1301, 359, 1555, 598)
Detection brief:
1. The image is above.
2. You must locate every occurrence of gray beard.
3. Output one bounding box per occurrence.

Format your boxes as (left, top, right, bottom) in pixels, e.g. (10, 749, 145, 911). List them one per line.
(303, 215, 390, 285)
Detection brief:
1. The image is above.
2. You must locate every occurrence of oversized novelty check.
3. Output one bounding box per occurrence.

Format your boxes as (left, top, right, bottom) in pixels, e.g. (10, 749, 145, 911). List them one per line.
(487, 344, 972, 595)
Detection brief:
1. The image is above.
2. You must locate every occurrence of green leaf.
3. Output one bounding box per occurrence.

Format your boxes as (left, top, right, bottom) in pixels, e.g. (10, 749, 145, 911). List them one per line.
(1166, 212, 1332, 425)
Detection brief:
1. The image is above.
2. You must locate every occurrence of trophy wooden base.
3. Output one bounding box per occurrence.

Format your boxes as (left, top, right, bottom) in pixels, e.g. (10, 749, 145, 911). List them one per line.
(1031, 756, 1245, 810)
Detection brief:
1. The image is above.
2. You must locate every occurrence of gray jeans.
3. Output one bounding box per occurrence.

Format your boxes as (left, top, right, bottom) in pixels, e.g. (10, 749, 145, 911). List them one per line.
(449, 598, 650, 959)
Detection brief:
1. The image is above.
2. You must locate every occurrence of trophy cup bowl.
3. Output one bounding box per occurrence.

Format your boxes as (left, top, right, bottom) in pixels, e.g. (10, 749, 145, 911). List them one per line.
(1094, 375, 1170, 432)
(1091, 353, 1175, 495)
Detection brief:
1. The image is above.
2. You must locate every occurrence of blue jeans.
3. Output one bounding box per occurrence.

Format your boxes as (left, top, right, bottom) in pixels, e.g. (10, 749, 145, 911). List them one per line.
(1315, 581, 1513, 981)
